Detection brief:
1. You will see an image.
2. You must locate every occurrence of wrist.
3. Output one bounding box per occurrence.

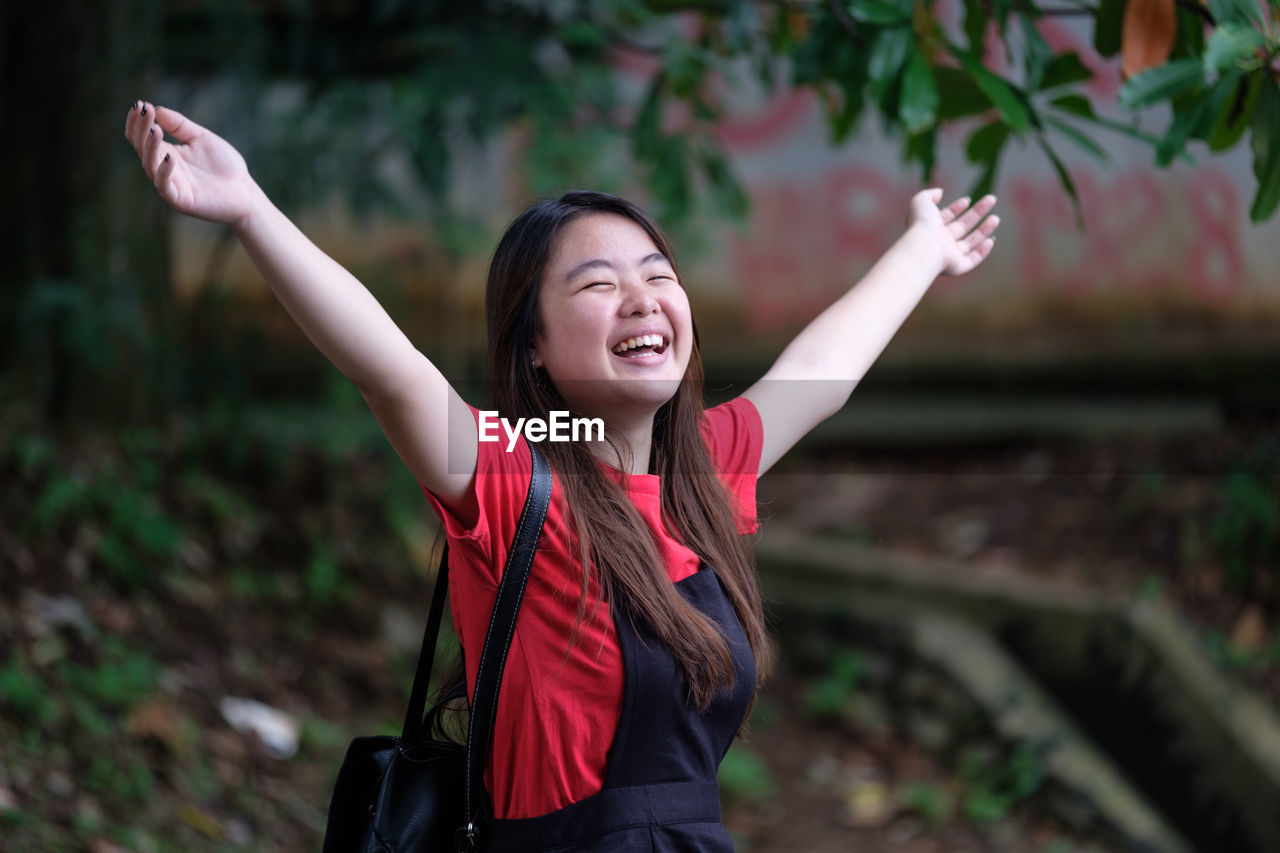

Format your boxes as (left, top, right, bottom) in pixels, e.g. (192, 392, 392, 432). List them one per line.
(231, 180, 274, 237)
(900, 222, 947, 279)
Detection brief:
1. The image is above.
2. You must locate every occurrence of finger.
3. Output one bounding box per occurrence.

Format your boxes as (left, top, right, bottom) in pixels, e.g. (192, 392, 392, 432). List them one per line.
(969, 236, 995, 265)
(124, 100, 142, 144)
(130, 100, 156, 154)
(154, 106, 206, 145)
(155, 151, 179, 202)
(939, 196, 969, 225)
(962, 213, 1003, 251)
(964, 214, 1000, 248)
(952, 195, 997, 235)
(143, 122, 168, 180)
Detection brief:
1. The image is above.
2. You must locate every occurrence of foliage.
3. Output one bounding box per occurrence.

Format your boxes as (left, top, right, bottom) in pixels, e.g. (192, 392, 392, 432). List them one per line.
(718, 743, 778, 808)
(803, 647, 866, 722)
(641, 0, 1280, 223)
(0, 406, 431, 850)
(896, 780, 954, 826)
(157, 0, 1280, 231)
(1209, 465, 1280, 587)
(956, 743, 1045, 823)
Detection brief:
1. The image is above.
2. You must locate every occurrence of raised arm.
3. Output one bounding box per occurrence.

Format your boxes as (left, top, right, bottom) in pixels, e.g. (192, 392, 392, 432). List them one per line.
(743, 189, 999, 474)
(125, 101, 478, 518)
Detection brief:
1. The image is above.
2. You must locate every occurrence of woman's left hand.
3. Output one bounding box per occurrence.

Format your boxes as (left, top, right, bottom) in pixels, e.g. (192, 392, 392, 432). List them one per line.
(909, 188, 1000, 276)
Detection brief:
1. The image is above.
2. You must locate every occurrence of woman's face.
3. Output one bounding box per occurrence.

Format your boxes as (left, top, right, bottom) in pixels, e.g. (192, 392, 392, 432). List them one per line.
(532, 212, 693, 423)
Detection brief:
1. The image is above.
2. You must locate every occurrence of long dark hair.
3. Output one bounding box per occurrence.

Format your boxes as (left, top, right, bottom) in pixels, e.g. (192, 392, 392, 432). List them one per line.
(485, 190, 770, 710)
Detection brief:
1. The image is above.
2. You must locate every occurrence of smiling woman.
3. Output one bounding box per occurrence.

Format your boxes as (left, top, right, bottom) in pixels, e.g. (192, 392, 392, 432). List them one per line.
(124, 99, 999, 852)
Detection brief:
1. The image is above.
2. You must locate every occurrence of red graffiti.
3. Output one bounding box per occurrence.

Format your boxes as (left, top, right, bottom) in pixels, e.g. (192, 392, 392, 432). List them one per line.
(1007, 166, 1244, 303)
(1187, 168, 1245, 301)
(729, 167, 911, 331)
(728, 163, 1247, 331)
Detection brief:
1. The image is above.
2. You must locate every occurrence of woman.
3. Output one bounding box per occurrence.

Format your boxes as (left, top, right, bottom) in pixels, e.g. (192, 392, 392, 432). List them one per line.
(124, 100, 998, 851)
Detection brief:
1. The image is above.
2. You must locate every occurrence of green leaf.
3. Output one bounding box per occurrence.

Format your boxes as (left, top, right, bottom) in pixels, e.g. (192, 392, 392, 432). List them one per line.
(966, 120, 1011, 162)
(1250, 78, 1280, 222)
(1045, 116, 1109, 162)
(1205, 0, 1266, 27)
(868, 27, 912, 113)
(1203, 23, 1266, 76)
(1119, 58, 1205, 109)
(1019, 13, 1055, 91)
(650, 135, 692, 222)
(1174, 3, 1208, 57)
(1094, 0, 1126, 57)
(1156, 71, 1242, 165)
(666, 39, 711, 99)
(828, 93, 867, 144)
(1070, 110, 1194, 160)
(1050, 93, 1097, 119)
(846, 0, 914, 26)
(1037, 136, 1084, 227)
(906, 127, 939, 182)
(963, 0, 987, 52)
(1040, 52, 1093, 91)
(1208, 71, 1261, 151)
(900, 46, 940, 134)
(632, 73, 664, 161)
(988, 0, 1015, 28)
(948, 43, 1032, 132)
(935, 66, 993, 119)
(699, 146, 750, 220)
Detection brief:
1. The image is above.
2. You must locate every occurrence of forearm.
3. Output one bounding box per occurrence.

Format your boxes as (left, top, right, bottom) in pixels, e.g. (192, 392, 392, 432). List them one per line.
(232, 186, 421, 394)
(763, 223, 944, 404)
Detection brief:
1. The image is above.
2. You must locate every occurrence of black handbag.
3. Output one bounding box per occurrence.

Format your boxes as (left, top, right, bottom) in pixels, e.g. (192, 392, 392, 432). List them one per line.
(322, 445, 552, 852)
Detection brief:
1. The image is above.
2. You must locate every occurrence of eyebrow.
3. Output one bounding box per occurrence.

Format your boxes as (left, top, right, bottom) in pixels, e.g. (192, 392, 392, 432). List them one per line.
(563, 253, 670, 283)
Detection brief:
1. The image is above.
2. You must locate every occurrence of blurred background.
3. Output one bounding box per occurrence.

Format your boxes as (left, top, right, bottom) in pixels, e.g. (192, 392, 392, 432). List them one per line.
(2, 1, 1279, 851)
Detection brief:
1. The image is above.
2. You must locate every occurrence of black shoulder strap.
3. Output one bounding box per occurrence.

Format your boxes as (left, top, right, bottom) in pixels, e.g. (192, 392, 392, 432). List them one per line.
(397, 445, 553, 849)
(462, 444, 551, 841)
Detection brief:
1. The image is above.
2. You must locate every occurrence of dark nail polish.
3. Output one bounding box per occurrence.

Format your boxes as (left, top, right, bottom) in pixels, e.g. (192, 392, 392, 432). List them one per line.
(141, 106, 147, 116)
(163, 153, 169, 163)
(149, 127, 154, 136)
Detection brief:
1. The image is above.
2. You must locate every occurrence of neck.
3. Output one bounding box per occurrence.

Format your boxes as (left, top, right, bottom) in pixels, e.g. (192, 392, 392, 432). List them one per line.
(588, 411, 655, 475)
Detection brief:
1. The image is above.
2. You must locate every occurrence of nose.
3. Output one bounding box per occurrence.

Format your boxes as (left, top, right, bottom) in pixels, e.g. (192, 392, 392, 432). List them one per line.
(618, 278, 659, 317)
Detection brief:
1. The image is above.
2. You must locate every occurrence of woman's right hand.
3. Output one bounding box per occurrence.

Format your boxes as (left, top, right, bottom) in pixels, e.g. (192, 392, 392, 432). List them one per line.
(124, 101, 259, 228)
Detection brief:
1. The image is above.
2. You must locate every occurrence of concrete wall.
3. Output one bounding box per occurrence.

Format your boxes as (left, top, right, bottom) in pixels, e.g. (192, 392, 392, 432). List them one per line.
(170, 13, 1280, 371)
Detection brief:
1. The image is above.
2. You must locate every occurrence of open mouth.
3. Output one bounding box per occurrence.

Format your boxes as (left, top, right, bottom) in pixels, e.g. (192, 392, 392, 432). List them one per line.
(611, 333, 668, 358)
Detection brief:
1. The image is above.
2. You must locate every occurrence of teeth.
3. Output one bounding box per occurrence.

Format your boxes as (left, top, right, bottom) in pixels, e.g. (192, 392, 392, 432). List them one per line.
(613, 334, 666, 353)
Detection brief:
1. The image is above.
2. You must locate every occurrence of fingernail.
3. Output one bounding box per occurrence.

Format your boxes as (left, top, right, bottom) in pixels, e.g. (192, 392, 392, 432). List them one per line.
(149, 127, 154, 136)
(141, 106, 147, 116)
(163, 153, 169, 162)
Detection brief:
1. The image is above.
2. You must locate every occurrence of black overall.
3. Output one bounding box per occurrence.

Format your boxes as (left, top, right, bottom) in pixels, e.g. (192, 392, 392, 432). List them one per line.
(485, 566, 756, 852)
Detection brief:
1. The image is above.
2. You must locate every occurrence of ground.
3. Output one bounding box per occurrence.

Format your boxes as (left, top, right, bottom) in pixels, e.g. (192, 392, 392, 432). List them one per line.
(1, 414, 1275, 851)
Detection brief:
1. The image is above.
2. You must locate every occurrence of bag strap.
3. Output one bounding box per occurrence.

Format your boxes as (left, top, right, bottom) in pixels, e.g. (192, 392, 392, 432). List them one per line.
(395, 445, 552, 850)
(400, 445, 551, 744)
(462, 443, 551, 845)
(399, 535, 455, 743)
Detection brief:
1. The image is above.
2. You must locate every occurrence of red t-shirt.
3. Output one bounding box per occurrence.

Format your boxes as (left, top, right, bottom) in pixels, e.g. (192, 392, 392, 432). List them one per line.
(422, 397, 763, 819)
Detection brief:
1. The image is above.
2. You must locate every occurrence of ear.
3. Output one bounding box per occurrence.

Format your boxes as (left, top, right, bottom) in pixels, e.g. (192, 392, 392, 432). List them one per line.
(529, 345, 542, 369)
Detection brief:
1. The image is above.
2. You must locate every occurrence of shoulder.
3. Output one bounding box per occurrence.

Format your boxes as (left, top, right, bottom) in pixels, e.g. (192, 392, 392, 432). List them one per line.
(701, 396, 764, 477)
(701, 397, 764, 535)
(423, 405, 537, 550)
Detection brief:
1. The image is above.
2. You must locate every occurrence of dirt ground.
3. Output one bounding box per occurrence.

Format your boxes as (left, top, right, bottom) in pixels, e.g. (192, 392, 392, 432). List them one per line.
(3, 419, 1276, 851)
(758, 428, 1280, 704)
(722, 426, 1279, 851)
